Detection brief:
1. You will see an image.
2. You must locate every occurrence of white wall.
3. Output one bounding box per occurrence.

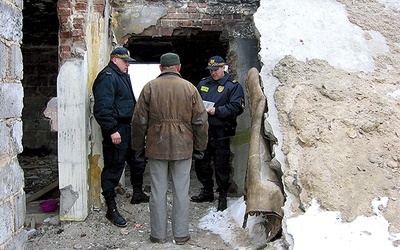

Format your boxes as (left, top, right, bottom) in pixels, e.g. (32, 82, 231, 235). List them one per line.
(129, 64, 160, 100)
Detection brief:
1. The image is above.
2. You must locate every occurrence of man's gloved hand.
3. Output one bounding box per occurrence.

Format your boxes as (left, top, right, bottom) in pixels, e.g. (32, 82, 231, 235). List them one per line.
(134, 149, 146, 162)
(192, 149, 204, 160)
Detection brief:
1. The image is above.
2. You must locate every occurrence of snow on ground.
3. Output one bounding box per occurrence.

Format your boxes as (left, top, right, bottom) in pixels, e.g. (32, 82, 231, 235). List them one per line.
(286, 198, 400, 250)
(198, 197, 267, 248)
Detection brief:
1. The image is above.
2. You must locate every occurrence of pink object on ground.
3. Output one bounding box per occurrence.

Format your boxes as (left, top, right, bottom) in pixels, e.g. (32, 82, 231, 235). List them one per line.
(39, 199, 59, 212)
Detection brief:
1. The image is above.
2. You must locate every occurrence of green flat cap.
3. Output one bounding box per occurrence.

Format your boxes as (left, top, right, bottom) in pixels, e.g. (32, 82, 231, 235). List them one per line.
(160, 53, 180, 66)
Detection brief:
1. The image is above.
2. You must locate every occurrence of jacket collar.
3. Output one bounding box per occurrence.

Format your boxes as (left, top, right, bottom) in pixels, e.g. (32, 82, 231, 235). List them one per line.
(108, 61, 127, 76)
(215, 72, 230, 86)
(158, 68, 182, 78)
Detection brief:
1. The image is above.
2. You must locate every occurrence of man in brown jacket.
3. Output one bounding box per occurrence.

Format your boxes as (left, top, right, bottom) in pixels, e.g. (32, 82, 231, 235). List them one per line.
(131, 52, 208, 245)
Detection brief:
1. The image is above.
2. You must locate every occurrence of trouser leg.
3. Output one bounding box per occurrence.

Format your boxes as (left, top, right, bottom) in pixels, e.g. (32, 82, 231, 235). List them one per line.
(101, 143, 127, 201)
(126, 146, 146, 188)
(213, 130, 231, 192)
(149, 159, 168, 240)
(194, 145, 214, 190)
(170, 158, 191, 238)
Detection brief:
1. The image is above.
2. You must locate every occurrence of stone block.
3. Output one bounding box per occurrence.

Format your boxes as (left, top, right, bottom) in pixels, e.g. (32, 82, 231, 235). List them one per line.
(0, 1, 23, 42)
(11, 0, 24, 9)
(0, 42, 6, 79)
(0, 120, 8, 155)
(13, 191, 26, 230)
(11, 45, 23, 81)
(3, 229, 27, 250)
(0, 82, 23, 119)
(0, 202, 12, 245)
(10, 119, 23, 155)
(0, 160, 25, 201)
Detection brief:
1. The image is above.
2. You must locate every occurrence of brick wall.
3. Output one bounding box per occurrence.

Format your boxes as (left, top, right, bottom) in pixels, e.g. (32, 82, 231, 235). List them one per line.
(57, 0, 106, 61)
(0, 0, 27, 249)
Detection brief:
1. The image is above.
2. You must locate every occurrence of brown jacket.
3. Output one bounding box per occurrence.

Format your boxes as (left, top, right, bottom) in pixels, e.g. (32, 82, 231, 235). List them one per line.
(131, 69, 208, 160)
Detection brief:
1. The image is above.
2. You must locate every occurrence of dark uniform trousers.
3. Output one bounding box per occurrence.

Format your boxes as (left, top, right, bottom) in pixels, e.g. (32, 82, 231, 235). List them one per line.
(194, 126, 231, 192)
(101, 123, 146, 201)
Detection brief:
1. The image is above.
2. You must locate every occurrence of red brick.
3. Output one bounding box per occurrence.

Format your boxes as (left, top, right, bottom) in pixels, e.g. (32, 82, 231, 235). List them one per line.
(58, 8, 72, 16)
(60, 45, 71, 52)
(211, 19, 222, 25)
(60, 51, 72, 60)
(60, 31, 71, 39)
(57, 1, 71, 9)
(75, 2, 87, 11)
(73, 23, 83, 29)
(73, 18, 84, 24)
(59, 16, 69, 25)
(93, 5, 105, 15)
(202, 25, 222, 31)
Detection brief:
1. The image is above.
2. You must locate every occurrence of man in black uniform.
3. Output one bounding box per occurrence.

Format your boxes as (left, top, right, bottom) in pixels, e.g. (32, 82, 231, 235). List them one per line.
(92, 47, 149, 227)
(191, 55, 245, 211)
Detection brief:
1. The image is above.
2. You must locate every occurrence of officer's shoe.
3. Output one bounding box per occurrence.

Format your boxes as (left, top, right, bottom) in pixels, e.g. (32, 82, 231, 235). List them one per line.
(217, 191, 228, 211)
(131, 187, 150, 204)
(191, 188, 214, 203)
(105, 199, 127, 227)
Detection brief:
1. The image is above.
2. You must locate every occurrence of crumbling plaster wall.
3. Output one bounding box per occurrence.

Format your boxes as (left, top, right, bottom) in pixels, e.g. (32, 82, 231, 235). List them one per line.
(0, 0, 27, 249)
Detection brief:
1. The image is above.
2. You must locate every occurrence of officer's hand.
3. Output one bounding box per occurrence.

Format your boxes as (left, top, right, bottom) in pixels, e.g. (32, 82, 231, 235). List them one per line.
(111, 132, 121, 145)
(192, 149, 205, 160)
(134, 149, 146, 162)
(206, 107, 216, 116)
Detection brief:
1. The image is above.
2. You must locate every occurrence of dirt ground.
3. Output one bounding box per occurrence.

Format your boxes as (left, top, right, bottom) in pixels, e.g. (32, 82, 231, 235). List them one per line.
(22, 154, 270, 250)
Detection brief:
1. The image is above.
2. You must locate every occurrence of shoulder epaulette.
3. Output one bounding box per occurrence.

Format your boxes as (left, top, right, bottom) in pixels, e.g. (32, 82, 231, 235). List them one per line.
(229, 77, 238, 84)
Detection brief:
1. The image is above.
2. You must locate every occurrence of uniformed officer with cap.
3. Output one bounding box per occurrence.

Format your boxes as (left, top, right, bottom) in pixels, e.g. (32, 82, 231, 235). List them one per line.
(92, 47, 149, 227)
(191, 55, 245, 211)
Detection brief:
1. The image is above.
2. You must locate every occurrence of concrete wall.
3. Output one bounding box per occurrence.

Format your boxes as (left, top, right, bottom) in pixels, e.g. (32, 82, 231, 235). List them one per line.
(0, 0, 27, 248)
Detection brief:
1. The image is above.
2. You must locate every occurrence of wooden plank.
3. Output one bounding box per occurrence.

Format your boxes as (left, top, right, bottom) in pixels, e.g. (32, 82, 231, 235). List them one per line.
(26, 181, 58, 203)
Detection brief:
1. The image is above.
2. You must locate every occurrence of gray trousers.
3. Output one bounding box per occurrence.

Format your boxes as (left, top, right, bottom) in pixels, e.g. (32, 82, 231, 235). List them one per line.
(148, 158, 191, 239)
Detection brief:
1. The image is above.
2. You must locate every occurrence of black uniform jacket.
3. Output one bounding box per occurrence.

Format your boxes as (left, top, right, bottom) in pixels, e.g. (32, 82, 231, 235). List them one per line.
(93, 61, 135, 136)
(197, 72, 245, 129)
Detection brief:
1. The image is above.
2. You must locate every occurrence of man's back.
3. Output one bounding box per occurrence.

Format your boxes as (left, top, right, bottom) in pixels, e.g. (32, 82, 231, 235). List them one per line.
(132, 69, 208, 161)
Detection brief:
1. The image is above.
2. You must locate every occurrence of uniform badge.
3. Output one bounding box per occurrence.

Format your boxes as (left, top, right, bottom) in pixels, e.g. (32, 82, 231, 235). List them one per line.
(218, 86, 224, 93)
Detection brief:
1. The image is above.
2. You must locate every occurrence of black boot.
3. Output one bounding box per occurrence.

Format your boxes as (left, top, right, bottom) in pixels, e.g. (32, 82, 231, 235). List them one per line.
(106, 199, 127, 227)
(131, 187, 150, 204)
(191, 188, 214, 203)
(217, 191, 227, 211)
